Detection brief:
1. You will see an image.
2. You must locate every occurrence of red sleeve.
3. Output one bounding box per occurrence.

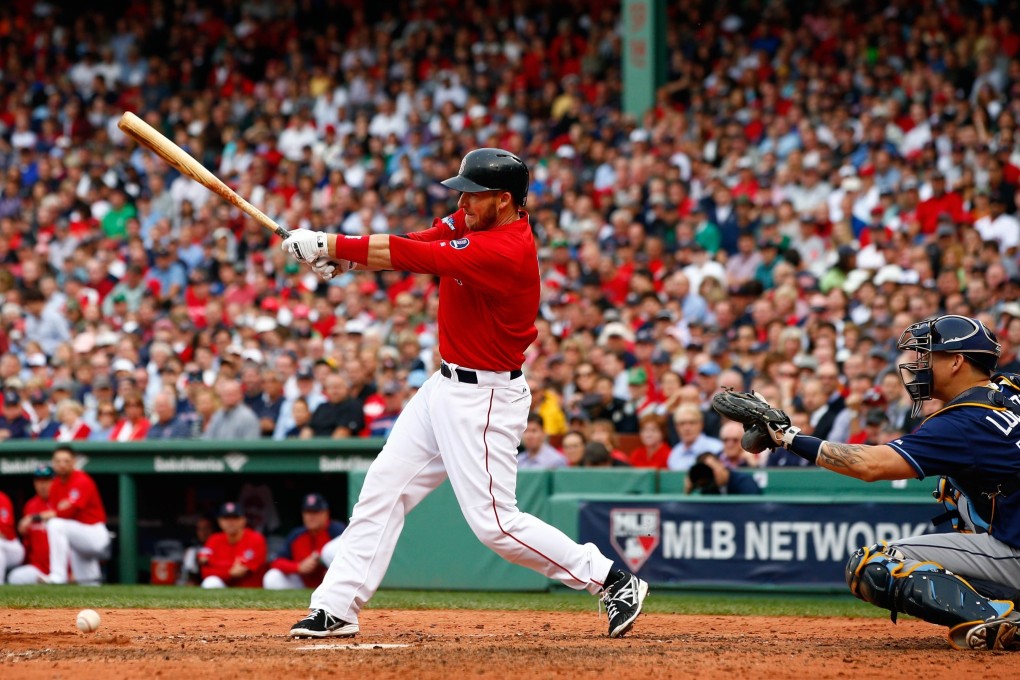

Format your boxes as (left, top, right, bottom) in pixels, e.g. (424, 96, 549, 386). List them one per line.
(199, 535, 233, 580)
(55, 472, 106, 524)
(0, 494, 14, 540)
(389, 230, 524, 293)
(404, 210, 468, 243)
(238, 530, 267, 571)
(270, 556, 300, 573)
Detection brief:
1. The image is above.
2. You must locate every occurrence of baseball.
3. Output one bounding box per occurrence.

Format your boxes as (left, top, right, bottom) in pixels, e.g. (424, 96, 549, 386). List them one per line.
(76, 609, 101, 633)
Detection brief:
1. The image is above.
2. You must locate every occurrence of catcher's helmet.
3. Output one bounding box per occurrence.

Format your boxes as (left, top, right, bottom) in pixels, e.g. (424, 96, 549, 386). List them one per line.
(441, 148, 530, 206)
(897, 315, 1001, 416)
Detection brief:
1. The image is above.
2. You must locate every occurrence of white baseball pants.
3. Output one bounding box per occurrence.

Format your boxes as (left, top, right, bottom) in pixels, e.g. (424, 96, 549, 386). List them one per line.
(7, 563, 46, 585)
(310, 367, 614, 624)
(46, 518, 110, 585)
(263, 568, 306, 590)
(0, 537, 25, 584)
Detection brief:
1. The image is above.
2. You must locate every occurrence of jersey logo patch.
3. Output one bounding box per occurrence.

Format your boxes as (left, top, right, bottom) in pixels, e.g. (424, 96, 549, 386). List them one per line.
(450, 238, 470, 250)
(442, 216, 456, 230)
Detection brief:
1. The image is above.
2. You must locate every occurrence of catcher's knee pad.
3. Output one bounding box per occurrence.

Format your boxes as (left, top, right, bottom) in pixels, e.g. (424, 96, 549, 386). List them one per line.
(845, 543, 1014, 627)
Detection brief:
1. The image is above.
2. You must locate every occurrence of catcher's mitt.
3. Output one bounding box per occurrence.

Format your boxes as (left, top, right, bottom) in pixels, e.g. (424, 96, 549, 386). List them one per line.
(711, 388, 792, 454)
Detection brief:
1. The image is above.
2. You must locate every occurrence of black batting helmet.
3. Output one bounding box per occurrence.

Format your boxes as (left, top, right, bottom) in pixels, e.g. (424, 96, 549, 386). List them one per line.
(897, 315, 1001, 416)
(441, 148, 530, 206)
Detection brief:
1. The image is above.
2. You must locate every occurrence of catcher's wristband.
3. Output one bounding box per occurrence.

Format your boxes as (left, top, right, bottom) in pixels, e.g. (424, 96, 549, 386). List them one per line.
(785, 433, 823, 464)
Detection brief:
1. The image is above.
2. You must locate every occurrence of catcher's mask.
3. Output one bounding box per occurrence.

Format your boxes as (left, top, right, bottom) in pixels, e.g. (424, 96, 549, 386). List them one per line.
(897, 315, 1000, 417)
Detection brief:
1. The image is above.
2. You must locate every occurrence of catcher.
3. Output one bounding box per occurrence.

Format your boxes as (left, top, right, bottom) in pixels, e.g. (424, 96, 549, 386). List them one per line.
(714, 315, 1020, 651)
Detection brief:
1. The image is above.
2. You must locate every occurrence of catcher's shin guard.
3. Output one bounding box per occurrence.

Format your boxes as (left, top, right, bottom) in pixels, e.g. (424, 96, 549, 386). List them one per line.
(845, 544, 1015, 628)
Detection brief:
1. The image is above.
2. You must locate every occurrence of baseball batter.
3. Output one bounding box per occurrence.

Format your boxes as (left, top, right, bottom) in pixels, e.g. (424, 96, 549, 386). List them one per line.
(282, 148, 648, 639)
(42, 445, 110, 585)
(0, 489, 25, 584)
(727, 316, 1020, 650)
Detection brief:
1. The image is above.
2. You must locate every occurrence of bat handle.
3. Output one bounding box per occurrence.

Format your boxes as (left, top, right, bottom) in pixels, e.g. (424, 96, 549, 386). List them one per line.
(275, 226, 291, 239)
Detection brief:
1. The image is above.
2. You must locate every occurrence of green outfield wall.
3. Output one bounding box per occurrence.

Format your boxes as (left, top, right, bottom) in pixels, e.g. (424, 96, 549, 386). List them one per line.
(0, 441, 936, 589)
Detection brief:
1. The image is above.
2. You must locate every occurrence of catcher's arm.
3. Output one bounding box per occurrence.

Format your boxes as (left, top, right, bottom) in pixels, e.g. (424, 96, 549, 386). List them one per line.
(812, 442, 916, 481)
(712, 389, 915, 481)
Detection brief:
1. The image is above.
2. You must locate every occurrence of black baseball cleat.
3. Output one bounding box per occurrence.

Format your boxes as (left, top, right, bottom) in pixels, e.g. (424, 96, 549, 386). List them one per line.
(289, 608, 359, 638)
(601, 570, 649, 638)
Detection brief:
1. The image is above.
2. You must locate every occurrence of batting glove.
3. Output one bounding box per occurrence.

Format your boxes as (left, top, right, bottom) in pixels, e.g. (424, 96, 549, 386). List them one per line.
(281, 229, 330, 264)
(310, 255, 352, 280)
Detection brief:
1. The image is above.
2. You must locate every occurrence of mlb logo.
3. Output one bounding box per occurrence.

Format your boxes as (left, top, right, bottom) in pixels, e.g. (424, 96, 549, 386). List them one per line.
(609, 508, 660, 573)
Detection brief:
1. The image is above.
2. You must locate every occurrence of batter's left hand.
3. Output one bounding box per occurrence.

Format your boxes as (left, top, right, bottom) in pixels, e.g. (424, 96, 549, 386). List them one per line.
(281, 229, 330, 264)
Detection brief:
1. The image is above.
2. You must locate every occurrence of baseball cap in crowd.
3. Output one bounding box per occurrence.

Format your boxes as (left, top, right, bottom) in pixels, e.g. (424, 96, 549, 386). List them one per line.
(34, 464, 55, 479)
(627, 367, 648, 386)
(26, 353, 47, 368)
(301, 493, 329, 512)
(296, 367, 315, 381)
(345, 319, 368, 335)
(93, 376, 113, 390)
(697, 362, 722, 377)
(635, 327, 655, 344)
(52, 377, 74, 393)
(112, 358, 135, 374)
(407, 370, 428, 389)
(865, 409, 889, 427)
(651, 350, 672, 365)
(380, 380, 402, 395)
(3, 390, 20, 406)
(218, 502, 244, 518)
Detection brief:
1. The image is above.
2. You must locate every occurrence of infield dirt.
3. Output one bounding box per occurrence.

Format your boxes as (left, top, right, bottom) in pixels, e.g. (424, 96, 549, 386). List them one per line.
(0, 608, 1009, 679)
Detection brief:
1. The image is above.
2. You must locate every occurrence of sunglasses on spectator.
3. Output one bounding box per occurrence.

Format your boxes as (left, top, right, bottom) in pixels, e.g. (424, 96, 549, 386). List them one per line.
(722, 437, 741, 442)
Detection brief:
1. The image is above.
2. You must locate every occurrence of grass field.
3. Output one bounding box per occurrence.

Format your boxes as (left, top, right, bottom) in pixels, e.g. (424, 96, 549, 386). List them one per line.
(0, 585, 885, 618)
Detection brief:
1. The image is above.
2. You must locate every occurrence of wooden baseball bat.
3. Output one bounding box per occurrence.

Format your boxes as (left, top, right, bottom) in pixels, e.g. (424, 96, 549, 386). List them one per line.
(117, 111, 290, 239)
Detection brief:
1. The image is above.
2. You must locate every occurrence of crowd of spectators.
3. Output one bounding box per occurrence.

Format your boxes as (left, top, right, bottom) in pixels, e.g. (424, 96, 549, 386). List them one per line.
(1, 1, 1020, 476)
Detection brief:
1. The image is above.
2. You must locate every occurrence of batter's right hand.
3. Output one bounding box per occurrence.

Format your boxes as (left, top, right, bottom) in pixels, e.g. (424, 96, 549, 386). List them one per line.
(281, 229, 330, 264)
(310, 255, 352, 280)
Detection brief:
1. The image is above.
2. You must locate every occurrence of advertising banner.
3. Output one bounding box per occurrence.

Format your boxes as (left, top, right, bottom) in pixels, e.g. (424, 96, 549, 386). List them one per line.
(579, 500, 943, 586)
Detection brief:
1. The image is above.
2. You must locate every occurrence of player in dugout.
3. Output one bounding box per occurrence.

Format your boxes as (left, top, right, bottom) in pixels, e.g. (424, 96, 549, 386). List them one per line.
(198, 502, 267, 589)
(7, 465, 56, 585)
(42, 445, 110, 585)
(263, 493, 346, 590)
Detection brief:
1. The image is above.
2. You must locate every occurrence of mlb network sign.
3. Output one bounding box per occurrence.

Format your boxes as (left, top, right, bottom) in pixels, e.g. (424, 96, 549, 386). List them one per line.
(580, 501, 942, 587)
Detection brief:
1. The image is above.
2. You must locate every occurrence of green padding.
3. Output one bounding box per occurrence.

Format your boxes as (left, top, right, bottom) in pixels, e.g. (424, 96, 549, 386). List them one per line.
(657, 470, 934, 497)
(346, 470, 552, 591)
(551, 468, 656, 495)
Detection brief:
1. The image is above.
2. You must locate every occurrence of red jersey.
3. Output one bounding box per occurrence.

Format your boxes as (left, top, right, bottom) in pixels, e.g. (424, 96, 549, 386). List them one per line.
(628, 443, 672, 469)
(50, 469, 107, 525)
(389, 209, 539, 371)
(21, 495, 51, 573)
(0, 492, 14, 540)
(269, 520, 345, 588)
(199, 528, 267, 588)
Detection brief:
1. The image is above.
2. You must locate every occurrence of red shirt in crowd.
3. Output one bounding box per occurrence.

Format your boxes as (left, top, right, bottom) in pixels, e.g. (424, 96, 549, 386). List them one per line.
(0, 491, 14, 540)
(627, 443, 672, 469)
(199, 528, 267, 588)
(916, 191, 967, 234)
(49, 469, 107, 525)
(21, 495, 51, 573)
(390, 209, 539, 371)
(269, 520, 345, 588)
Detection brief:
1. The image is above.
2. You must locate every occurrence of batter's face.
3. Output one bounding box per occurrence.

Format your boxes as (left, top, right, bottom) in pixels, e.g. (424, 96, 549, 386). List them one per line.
(458, 190, 512, 231)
